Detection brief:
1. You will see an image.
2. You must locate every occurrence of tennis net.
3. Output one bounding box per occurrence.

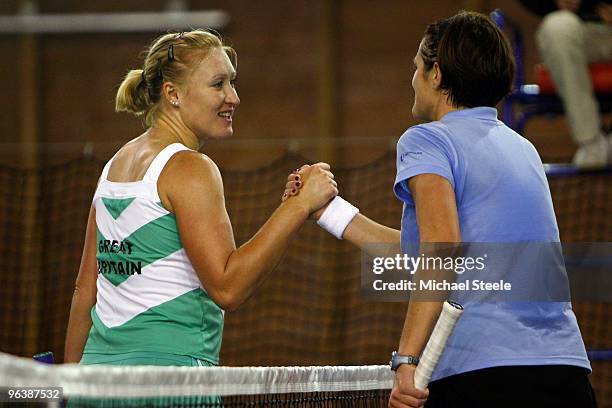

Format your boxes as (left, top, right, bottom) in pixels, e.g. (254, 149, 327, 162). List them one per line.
(0, 351, 392, 407)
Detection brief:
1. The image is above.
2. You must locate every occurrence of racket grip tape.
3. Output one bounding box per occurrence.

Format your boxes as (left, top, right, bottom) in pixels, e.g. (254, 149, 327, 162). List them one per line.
(413, 301, 463, 390)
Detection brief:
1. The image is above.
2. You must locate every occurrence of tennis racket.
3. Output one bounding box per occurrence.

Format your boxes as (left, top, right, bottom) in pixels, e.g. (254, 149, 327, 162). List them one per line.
(413, 301, 463, 390)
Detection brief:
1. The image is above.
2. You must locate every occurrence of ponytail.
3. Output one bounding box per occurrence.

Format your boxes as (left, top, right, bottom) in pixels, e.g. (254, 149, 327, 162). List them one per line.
(115, 69, 151, 116)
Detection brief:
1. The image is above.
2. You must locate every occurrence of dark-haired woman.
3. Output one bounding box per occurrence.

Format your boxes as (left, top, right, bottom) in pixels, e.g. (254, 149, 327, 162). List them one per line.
(286, 11, 594, 408)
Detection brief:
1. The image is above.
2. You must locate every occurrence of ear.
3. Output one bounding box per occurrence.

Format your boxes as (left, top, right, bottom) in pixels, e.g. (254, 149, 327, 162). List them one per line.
(162, 81, 180, 106)
(431, 62, 442, 89)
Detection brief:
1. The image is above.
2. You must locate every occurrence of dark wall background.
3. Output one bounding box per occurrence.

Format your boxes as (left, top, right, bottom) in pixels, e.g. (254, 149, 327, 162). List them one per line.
(0, 0, 574, 169)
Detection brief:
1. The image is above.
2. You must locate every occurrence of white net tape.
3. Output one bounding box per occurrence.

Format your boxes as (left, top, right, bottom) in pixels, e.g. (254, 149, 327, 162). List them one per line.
(0, 352, 393, 398)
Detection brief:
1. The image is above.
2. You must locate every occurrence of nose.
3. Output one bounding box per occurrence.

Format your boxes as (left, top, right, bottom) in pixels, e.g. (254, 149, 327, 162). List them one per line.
(226, 85, 240, 106)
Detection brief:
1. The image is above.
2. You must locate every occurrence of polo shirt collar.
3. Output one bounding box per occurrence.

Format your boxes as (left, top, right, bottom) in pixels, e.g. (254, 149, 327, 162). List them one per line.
(440, 107, 498, 122)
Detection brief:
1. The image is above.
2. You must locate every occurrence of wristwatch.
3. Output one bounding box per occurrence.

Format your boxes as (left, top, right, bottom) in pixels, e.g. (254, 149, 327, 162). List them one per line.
(389, 351, 419, 371)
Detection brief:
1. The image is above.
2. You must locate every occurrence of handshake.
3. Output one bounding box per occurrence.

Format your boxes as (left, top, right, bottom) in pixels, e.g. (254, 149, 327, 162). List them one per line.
(280, 163, 359, 240)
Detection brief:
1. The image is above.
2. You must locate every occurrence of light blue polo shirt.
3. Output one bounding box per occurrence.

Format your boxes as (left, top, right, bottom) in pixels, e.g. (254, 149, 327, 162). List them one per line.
(393, 107, 590, 381)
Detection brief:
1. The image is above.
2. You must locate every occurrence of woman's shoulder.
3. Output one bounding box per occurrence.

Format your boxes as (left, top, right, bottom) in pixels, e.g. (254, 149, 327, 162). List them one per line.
(398, 121, 453, 148)
(162, 150, 221, 185)
(157, 150, 223, 211)
(168, 149, 216, 169)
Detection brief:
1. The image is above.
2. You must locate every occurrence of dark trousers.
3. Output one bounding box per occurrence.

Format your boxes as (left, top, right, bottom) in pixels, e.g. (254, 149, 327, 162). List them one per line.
(425, 365, 596, 408)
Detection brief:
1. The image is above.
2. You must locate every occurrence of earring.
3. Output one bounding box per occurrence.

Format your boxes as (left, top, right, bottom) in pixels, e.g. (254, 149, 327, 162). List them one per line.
(172, 100, 179, 106)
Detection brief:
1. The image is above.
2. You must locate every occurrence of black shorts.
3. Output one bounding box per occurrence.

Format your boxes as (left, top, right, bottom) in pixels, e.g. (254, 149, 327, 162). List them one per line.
(425, 365, 596, 408)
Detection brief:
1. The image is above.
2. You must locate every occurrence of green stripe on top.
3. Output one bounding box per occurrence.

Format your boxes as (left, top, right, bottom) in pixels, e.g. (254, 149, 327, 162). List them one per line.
(102, 197, 136, 220)
(96, 213, 183, 286)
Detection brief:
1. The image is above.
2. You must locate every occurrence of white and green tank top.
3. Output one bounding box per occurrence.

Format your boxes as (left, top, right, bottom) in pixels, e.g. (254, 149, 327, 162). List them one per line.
(83, 143, 224, 364)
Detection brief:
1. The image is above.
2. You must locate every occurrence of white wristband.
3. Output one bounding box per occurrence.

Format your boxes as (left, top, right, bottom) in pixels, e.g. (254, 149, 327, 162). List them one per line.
(316, 196, 359, 239)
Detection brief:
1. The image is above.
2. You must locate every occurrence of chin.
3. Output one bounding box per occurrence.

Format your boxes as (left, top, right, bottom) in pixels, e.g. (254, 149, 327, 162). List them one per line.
(207, 129, 234, 140)
(220, 129, 234, 138)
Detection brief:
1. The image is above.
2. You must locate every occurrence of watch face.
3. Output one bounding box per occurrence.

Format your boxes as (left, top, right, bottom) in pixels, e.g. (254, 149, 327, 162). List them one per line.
(390, 351, 418, 370)
(390, 351, 400, 370)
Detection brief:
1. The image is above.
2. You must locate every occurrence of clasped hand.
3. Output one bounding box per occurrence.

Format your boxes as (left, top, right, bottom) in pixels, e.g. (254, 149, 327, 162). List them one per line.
(389, 365, 429, 408)
(281, 163, 338, 217)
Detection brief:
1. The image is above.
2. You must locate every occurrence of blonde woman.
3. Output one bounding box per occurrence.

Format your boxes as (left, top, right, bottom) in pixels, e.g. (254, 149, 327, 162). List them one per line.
(65, 31, 337, 377)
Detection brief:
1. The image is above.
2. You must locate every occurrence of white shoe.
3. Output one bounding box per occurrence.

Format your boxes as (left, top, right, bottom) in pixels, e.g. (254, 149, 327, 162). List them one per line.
(572, 134, 610, 169)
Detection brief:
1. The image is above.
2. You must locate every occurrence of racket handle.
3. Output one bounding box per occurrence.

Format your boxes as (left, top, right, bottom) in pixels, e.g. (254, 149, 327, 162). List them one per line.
(414, 301, 463, 390)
